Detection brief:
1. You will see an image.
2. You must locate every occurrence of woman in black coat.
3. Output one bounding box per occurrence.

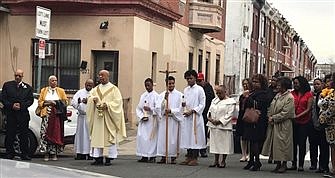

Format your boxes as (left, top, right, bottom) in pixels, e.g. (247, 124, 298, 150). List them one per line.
(242, 74, 272, 171)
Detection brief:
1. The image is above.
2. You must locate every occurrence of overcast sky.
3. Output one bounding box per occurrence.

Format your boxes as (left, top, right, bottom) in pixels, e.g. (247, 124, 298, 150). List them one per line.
(267, 0, 335, 64)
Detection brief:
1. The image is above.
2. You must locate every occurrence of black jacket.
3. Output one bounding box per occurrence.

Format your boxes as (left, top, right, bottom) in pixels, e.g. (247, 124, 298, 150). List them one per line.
(242, 89, 272, 141)
(1, 80, 34, 116)
(202, 82, 215, 120)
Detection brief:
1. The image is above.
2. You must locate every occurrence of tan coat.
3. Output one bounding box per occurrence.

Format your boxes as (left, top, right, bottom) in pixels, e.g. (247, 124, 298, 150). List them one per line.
(86, 83, 127, 156)
(37, 87, 68, 118)
(262, 91, 295, 161)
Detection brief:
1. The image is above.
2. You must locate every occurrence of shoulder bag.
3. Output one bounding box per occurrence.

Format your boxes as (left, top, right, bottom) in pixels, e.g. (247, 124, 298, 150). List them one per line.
(242, 101, 261, 123)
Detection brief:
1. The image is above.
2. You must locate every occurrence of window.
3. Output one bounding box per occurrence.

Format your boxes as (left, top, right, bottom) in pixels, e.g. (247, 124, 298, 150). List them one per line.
(151, 52, 157, 83)
(205, 51, 210, 81)
(188, 52, 194, 70)
(215, 54, 220, 85)
(32, 40, 80, 93)
(198, 0, 213, 3)
(198, 49, 203, 72)
(188, 47, 194, 70)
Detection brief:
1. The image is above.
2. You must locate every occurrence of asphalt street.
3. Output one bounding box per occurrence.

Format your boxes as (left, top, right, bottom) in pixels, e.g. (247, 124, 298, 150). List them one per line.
(0, 127, 326, 178)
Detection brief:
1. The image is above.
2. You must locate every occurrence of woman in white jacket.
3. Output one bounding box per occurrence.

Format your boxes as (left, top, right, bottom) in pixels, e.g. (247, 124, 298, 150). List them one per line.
(207, 85, 235, 168)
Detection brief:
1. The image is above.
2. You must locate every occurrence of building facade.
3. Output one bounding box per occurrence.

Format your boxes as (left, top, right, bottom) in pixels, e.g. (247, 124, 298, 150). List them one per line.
(0, 0, 227, 126)
(225, 0, 317, 94)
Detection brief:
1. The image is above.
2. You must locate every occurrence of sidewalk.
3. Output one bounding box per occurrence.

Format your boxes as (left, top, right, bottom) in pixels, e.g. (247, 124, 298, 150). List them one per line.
(118, 123, 137, 155)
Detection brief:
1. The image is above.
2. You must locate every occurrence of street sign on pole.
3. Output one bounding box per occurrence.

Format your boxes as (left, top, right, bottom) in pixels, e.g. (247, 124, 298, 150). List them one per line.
(36, 6, 51, 40)
(36, 6, 51, 92)
(38, 39, 45, 59)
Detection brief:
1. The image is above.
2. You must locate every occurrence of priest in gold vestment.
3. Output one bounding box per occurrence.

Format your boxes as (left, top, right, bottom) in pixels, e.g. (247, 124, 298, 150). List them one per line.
(86, 70, 127, 166)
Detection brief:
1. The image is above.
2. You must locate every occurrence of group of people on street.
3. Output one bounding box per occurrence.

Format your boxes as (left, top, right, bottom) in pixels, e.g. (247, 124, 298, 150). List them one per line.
(1, 69, 127, 166)
(235, 72, 335, 177)
(2, 68, 335, 177)
(135, 70, 235, 167)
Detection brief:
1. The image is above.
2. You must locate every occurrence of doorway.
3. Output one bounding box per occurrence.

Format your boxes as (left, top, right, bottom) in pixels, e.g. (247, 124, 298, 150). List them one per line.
(93, 51, 119, 85)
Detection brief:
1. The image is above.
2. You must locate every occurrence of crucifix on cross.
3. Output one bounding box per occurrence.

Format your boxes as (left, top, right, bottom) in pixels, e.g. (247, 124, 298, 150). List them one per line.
(159, 62, 177, 86)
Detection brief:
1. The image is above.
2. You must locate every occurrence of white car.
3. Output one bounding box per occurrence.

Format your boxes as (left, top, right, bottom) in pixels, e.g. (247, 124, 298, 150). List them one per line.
(0, 91, 78, 155)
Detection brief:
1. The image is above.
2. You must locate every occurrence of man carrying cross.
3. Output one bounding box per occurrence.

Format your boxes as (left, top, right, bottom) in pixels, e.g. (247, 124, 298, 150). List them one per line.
(180, 69, 206, 166)
(157, 76, 183, 164)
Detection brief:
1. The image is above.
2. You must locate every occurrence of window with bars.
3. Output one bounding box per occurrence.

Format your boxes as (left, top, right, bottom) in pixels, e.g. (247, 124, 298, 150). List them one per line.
(32, 40, 81, 93)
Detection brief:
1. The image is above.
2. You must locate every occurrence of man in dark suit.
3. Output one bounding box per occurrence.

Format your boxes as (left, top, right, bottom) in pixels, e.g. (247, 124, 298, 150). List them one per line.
(196, 72, 215, 157)
(1, 69, 34, 160)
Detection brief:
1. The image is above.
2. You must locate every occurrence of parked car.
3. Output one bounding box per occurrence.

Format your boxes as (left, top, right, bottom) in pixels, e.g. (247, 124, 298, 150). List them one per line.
(0, 90, 78, 155)
(229, 94, 242, 153)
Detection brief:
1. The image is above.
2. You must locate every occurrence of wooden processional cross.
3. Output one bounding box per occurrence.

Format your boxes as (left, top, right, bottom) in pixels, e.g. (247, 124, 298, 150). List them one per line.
(159, 62, 176, 164)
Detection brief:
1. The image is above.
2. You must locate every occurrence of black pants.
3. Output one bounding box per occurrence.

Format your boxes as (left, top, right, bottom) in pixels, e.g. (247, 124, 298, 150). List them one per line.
(5, 112, 30, 156)
(249, 140, 262, 163)
(200, 116, 208, 155)
(309, 127, 330, 171)
(292, 123, 311, 167)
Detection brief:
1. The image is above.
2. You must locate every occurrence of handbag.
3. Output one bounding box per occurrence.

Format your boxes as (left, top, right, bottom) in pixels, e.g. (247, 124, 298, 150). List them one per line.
(242, 101, 261, 123)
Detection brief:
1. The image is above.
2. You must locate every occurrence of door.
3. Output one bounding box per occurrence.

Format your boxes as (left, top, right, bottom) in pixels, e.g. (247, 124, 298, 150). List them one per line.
(93, 51, 119, 85)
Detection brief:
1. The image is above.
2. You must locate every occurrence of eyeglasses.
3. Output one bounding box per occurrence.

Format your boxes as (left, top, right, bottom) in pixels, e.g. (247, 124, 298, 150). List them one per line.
(15, 75, 23, 78)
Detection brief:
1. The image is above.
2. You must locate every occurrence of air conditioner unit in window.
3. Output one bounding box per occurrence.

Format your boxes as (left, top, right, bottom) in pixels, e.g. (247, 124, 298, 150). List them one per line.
(34, 42, 54, 56)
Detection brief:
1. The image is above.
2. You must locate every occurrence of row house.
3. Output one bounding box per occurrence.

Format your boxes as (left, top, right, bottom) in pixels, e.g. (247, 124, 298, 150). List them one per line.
(225, 0, 316, 93)
(0, 0, 227, 126)
(315, 63, 334, 79)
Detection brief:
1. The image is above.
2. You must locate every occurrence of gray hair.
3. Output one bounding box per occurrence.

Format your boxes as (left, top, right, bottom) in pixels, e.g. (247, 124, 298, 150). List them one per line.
(48, 75, 57, 81)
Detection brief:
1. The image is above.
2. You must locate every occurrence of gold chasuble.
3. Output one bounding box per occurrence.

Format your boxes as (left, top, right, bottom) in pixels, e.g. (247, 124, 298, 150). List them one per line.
(87, 82, 127, 156)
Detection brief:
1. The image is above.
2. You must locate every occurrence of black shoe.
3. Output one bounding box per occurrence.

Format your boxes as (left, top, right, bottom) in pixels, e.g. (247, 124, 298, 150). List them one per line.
(138, 157, 148, 162)
(298, 167, 304, 172)
(5, 154, 15, 160)
(200, 153, 208, 158)
(75, 154, 86, 160)
(157, 158, 167, 164)
(250, 162, 262, 171)
(317, 169, 330, 173)
(243, 161, 254, 170)
(87, 155, 93, 160)
(309, 165, 317, 170)
(287, 166, 297, 170)
(271, 163, 281, 173)
(91, 157, 103, 166)
(147, 157, 156, 163)
(105, 158, 112, 166)
(21, 155, 31, 161)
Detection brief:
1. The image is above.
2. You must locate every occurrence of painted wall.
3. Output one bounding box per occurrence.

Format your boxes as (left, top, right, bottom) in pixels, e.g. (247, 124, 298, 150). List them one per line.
(225, 0, 253, 94)
(0, 14, 225, 127)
